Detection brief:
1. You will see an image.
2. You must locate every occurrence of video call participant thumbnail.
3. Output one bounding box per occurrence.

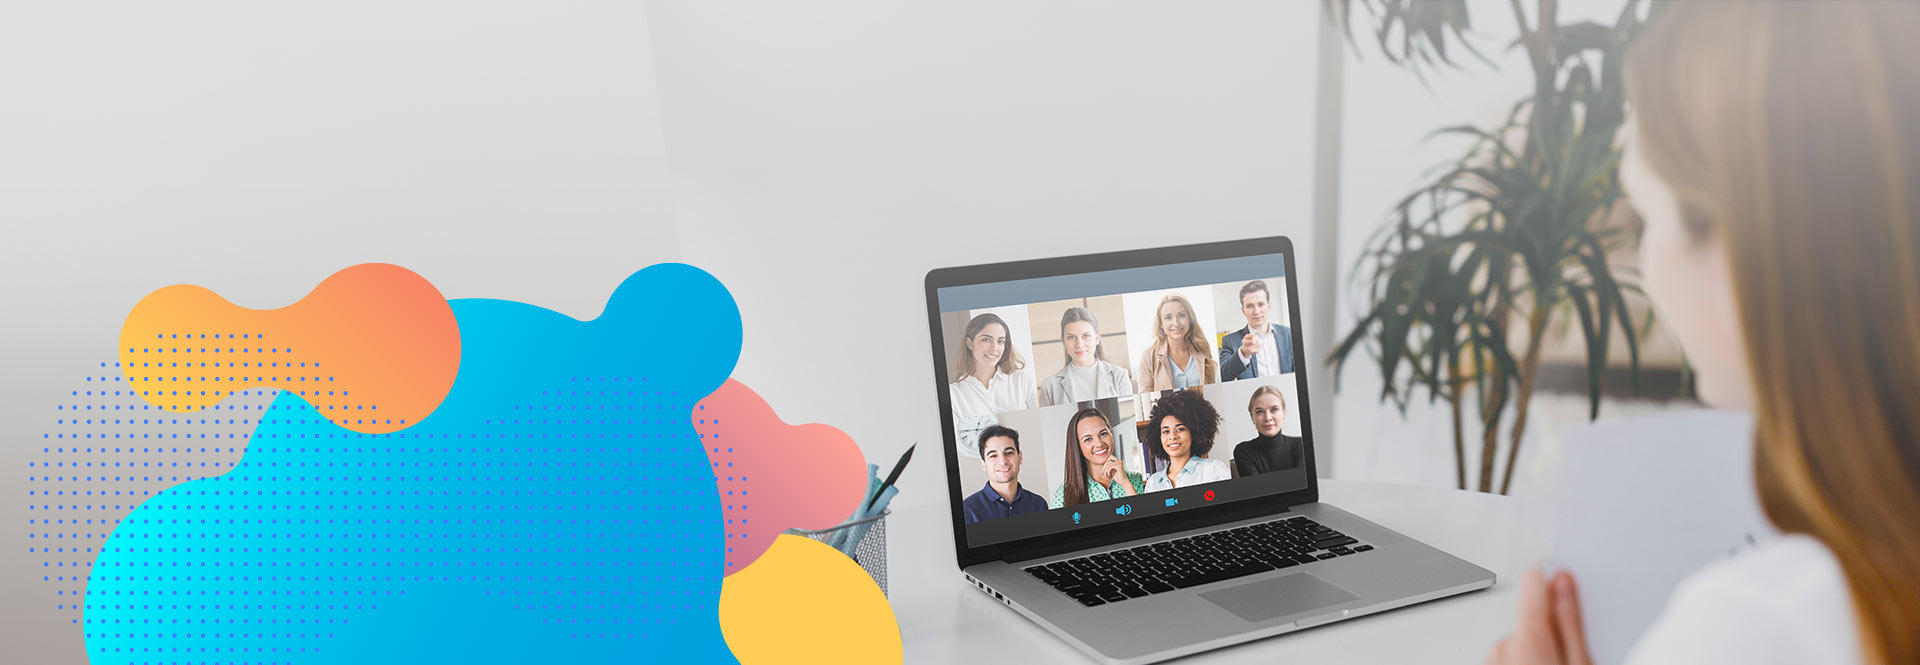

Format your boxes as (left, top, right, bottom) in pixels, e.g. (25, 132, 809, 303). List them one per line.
(962, 425, 1048, 524)
(1232, 385, 1304, 477)
(1143, 389, 1232, 491)
(1219, 280, 1294, 380)
(950, 312, 1038, 460)
(1039, 306, 1133, 407)
(1052, 407, 1145, 508)
(1136, 293, 1218, 392)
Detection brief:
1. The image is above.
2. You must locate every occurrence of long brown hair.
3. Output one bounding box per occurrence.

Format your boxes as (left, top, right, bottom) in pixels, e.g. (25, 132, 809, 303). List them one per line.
(951, 312, 1025, 382)
(1059, 407, 1113, 508)
(1628, 3, 1920, 663)
(1151, 294, 1217, 381)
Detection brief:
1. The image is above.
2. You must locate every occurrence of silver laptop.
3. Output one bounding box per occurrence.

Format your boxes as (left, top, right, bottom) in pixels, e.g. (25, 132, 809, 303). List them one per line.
(924, 236, 1494, 664)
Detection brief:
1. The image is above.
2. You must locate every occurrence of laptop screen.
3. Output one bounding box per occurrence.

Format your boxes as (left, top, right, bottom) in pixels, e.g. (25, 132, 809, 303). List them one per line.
(936, 251, 1312, 548)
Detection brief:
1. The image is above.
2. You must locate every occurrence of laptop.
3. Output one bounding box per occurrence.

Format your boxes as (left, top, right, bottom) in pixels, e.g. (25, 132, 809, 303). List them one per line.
(923, 236, 1494, 664)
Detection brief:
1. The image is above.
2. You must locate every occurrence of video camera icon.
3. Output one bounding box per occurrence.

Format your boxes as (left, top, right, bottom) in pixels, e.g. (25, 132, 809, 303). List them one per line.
(1115, 504, 1134, 516)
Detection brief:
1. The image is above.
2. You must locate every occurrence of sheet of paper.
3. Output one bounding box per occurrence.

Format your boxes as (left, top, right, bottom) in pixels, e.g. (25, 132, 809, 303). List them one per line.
(1550, 410, 1777, 665)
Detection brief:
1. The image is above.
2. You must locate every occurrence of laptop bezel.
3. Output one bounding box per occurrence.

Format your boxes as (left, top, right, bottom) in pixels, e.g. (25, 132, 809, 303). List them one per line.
(925, 236, 1322, 569)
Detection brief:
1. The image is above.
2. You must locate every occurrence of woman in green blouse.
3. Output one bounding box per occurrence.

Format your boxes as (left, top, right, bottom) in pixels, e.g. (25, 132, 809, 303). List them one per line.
(1052, 407, 1145, 508)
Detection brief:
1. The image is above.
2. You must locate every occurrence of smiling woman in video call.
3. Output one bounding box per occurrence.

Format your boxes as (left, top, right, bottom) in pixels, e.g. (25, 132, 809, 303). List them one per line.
(1053, 407, 1145, 509)
(1039, 306, 1134, 407)
(1488, 3, 1920, 665)
(948, 312, 1039, 460)
(1136, 293, 1218, 392)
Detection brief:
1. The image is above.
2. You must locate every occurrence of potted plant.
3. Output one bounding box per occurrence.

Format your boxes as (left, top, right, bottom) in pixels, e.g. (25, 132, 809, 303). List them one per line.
(1326, 0, 1664, 494)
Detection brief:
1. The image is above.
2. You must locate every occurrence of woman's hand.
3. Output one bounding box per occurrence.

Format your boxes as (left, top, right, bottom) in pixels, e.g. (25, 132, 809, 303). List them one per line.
(1093, 455, 1120, 486)
(1486, 569, 1592, 665)
(1095, 456, 1140, 496)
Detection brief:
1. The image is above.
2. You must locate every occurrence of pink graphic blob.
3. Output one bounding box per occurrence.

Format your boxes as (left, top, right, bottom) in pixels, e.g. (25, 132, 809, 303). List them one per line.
(694, 380, 870, 575)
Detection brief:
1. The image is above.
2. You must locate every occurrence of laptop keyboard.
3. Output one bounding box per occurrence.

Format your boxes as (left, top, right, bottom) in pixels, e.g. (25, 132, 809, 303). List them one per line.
(1023, 516, 1374, 606)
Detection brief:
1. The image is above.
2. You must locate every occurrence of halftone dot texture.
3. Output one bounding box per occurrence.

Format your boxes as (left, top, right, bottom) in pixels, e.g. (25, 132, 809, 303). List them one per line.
(115, 263, 460, 434)
(692, 380, 868, 575)
(719, 535, 900, 664)
(81, 263, 744, 664)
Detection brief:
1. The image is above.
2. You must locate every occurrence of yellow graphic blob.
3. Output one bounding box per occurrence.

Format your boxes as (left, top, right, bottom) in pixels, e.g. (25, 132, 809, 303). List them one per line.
(720, 534, 902, 664)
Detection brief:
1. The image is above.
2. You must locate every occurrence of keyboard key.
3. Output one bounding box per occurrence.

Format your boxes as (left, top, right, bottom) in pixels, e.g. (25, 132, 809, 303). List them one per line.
(1118, 586, 1150, 599)
(1316, 552, 1337, 560)
(1354, 544, 1374, 552)
(1098, 591, 1127, 603)
(1077, 596, 1106, 607)
(1331, 546, 1355, 556)
(1314, 536, 1358, 550)
(1142, 580, 1175, 594)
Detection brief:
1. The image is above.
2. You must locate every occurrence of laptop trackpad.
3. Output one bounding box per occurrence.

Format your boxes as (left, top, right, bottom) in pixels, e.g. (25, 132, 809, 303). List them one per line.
(1199, 573, 1361, 623)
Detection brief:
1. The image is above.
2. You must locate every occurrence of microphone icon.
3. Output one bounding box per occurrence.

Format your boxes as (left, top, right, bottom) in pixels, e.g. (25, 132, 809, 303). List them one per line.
(1072, 512, 1082, 525)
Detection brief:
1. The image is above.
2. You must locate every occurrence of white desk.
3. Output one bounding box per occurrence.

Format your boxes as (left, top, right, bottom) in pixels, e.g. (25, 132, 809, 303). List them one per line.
(888, 479, 1552, 663)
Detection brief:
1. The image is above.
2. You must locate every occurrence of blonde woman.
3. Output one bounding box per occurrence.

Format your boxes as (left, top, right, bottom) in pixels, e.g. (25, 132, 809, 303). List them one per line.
(1135, 293, 1217, 392)
(949, 312, 1037, 460)
(1489, 3, 1920, 665)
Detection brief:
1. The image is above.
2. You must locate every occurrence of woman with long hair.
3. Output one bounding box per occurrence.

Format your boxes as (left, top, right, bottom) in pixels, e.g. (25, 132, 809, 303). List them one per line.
(949, 312, 1037, 460)
(1489, 3, 1920, 664)
(1135, 293, 1217, 392)
(1038, 306, 1134, 407)
(1051, 407, 1144, 509)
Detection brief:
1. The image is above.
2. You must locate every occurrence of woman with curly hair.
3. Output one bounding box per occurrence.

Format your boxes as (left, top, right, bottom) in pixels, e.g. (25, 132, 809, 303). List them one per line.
(1141, 389, 1231, 492)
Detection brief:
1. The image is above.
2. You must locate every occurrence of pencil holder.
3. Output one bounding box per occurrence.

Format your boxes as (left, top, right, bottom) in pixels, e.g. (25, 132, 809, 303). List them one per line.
(782, 509, 890, 597)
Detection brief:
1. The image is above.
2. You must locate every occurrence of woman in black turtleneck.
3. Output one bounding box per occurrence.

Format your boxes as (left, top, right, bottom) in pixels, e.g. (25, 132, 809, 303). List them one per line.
(1232, 385, 1303, 476)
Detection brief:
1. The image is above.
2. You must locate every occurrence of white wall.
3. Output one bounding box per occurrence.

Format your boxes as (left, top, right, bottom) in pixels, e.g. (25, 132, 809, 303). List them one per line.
(0, 2, 679, 660)
(648, 1, 1325, 511)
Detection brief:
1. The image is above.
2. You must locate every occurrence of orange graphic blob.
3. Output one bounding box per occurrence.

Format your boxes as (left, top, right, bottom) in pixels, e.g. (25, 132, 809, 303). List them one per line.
(116, 263, 460, 434)
(695, 380, 870, 575)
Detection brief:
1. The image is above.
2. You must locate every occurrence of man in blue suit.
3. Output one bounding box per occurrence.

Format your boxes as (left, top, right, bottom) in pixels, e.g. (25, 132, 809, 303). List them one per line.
(1219, 280, 1294, 379)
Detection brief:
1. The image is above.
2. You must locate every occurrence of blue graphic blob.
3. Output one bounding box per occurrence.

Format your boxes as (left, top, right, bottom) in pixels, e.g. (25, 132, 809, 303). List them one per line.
(82, 264, 744, 664)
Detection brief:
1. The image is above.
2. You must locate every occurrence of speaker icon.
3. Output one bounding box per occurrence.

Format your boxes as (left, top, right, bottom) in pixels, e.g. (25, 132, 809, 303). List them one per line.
(1115, 504, 1134, 516)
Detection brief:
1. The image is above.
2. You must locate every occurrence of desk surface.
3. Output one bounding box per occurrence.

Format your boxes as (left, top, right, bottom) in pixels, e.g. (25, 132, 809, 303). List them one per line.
(887, 479, 1552, 663)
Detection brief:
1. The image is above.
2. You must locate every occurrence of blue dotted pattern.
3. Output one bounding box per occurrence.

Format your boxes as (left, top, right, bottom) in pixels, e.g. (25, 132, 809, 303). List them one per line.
(73, 264, 743, 664)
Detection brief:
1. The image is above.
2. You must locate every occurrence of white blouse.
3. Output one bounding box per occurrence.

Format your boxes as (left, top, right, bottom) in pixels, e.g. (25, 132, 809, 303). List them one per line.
(950, 368, 1037, 459)
(1626, 534, 1861, 665)
(951, 368, 1037, 419)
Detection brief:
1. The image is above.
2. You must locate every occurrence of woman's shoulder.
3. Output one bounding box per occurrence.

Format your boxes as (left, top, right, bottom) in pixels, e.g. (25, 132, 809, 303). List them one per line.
(1627, 534, 1859, 664)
